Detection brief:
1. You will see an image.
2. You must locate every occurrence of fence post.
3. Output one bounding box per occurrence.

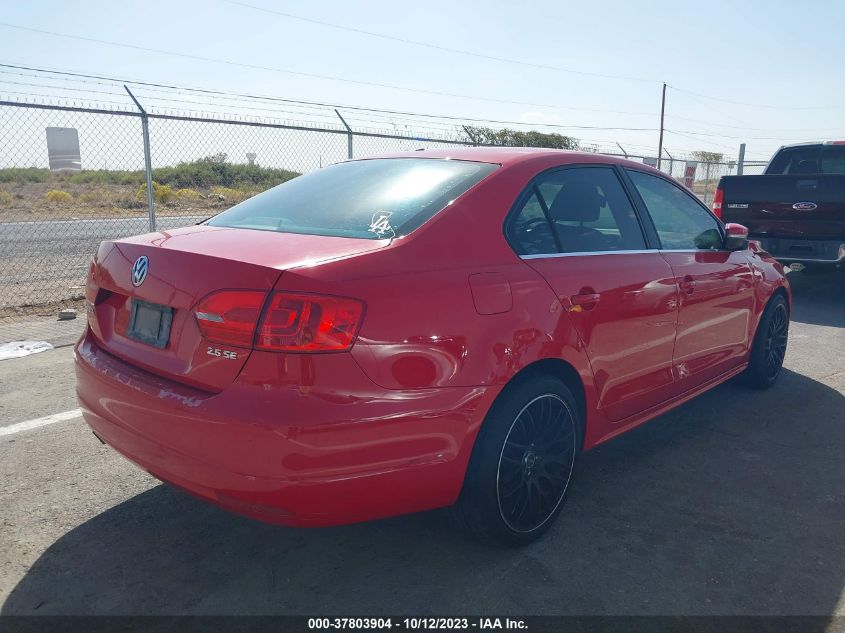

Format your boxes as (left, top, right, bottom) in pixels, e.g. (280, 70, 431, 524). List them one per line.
(737, 143, 746, 176)
(335, 109, 353, 159)
(664, 149, 674, 177)
(124, 86, 155, 232)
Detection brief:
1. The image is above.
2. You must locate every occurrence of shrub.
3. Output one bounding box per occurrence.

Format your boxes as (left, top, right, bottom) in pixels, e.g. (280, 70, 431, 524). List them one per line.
(45, 190, 73, 204)
(0, 190, 13, 207)
(136, 181, 175, 204)
(175, 188, 202, 201)
(152, 160, 299, 189)
(0, 168, 50, 184)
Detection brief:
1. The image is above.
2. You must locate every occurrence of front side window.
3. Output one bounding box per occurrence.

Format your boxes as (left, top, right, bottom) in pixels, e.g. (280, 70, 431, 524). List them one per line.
(208, 158, 497, 239)
(506, 166, 646, 255)
(627, 170, 722, 250)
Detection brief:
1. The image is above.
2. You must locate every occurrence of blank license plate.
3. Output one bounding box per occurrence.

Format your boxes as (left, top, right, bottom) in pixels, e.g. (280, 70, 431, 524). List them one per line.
(127, 299, 172, 349)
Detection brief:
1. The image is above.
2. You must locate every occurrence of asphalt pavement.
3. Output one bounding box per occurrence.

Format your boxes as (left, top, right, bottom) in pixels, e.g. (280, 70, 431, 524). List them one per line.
(0, 271, 843, 616)
(0, 215, 204, 310)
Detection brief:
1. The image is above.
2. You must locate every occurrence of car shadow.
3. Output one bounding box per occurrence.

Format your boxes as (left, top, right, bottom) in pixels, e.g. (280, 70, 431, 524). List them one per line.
(788, 270, 845, 328)
(2, 371, 844, 618)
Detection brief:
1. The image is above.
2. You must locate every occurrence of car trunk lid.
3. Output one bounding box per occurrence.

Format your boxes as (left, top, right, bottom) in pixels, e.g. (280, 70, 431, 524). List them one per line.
(86, 225, 387, 391)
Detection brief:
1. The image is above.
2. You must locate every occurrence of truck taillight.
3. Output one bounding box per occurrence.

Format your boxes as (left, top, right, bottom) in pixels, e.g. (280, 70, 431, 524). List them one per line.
(256, 292, 365, 352)
(195, 290, 365, 352)
(712, 186, 724, 218)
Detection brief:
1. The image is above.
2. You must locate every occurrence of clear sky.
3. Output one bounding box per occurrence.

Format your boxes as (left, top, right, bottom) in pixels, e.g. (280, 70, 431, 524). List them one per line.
(1, 0, 843, 162)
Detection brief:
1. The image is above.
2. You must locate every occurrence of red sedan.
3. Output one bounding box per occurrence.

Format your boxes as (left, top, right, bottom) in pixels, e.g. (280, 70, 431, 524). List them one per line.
(76, 148, 790, 545)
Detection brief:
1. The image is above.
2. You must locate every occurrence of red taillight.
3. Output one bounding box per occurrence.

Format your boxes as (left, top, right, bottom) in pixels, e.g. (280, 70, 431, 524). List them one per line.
(256, 292, 364, 352)
(712, 186, 724, 218)
(194, 290, 365, 352)
(195, 290, 267, 348)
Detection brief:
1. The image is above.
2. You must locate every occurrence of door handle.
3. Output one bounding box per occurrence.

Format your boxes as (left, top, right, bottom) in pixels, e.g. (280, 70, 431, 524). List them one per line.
(679, 276, 696, 294)
(569, 292, 601, 312)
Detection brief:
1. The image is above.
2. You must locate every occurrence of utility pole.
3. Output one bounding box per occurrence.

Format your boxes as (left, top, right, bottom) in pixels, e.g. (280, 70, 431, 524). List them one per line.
(737, 143, 746, 175)
(657, 82, 666, 170)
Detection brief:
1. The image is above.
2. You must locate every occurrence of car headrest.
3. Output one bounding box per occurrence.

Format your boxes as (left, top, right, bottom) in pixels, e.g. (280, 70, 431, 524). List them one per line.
(794, 159, 819, 174)
(548, 181, 606, 223)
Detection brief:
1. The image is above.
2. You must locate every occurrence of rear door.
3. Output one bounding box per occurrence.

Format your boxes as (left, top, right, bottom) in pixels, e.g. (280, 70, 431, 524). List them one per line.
(625, 169, 755, 391)
(508, 166, 678, 422)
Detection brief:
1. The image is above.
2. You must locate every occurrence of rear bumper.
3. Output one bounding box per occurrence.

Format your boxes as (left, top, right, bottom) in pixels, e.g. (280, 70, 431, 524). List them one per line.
(754, 236, 845, 265)
(75, 331, 495, 526)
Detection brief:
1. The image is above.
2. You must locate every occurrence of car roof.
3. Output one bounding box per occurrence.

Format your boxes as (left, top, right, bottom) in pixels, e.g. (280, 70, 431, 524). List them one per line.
(356, 146, 664, 173)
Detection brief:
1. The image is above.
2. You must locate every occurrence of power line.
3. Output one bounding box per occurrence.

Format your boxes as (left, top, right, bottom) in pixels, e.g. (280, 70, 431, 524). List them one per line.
(668, 85, 842, 112)
(223, 1, 844, 115)
(0, 62, 657, 129)
(0, 24, 655, 116)
(666, 127, 837, 142)
(665, 130, 736, 151)
(221, 0, 659, 84)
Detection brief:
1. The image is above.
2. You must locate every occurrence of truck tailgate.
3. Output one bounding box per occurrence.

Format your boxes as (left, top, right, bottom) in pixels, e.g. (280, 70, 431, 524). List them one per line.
(720, 174, 845, 239)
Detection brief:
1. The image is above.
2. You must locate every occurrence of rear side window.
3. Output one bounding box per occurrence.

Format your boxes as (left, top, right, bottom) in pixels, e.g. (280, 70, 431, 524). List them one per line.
(208, 158, 497, 239)
(627, 170, 722, 250)
(507, 166, 646, 255)
(767, 147, 822, 174)
(821, 146, 845, 174)
(507, 191, 559, 255)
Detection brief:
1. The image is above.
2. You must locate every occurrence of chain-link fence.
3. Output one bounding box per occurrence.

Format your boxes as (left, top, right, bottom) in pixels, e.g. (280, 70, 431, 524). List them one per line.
(0, 99, 758, 318)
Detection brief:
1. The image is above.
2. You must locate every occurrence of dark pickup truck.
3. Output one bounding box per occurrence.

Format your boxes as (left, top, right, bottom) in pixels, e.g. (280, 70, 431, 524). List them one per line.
(714, 141, 845, 270)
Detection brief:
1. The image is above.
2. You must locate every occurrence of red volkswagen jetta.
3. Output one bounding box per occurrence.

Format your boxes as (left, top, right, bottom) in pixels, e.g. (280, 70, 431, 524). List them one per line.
(76, 148, 790, 545)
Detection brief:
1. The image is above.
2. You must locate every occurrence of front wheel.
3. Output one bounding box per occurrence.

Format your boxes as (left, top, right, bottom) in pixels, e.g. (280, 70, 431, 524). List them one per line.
(450, 375, 581, 547)
(740, 294, 789, 389)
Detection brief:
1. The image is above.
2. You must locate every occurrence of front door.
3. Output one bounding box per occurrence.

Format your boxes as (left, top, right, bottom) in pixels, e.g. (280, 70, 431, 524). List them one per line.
(625, 169, 755, 390)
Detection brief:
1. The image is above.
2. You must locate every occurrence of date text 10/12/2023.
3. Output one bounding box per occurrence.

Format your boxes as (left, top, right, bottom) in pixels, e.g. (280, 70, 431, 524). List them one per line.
(307, 618, 528, 630)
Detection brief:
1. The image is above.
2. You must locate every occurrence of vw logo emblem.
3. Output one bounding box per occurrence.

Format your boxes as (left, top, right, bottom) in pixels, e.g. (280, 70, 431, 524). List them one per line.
(792, 202, 818, 211)
(131, 255, 149, 287)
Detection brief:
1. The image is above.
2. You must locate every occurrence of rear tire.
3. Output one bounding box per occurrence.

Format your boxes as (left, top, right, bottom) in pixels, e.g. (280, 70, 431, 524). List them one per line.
(450, 375, 581, 547)
(740, 294, 789, 389)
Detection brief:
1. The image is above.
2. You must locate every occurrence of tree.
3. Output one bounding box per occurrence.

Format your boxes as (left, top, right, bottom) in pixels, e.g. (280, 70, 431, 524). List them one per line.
(690, 151, 725, 205)
(691, 151, 724, 164)
(199, 152, 228, 164)
(463, 126, 579, 150)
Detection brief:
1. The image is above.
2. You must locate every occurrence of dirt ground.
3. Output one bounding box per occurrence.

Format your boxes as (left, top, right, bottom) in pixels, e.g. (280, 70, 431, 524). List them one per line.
(0, 182, 245, 222)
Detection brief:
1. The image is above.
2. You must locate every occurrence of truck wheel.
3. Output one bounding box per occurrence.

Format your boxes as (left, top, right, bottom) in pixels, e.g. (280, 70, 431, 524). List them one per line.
(740, 294, 789, 389)
(450, 375, 581, 547)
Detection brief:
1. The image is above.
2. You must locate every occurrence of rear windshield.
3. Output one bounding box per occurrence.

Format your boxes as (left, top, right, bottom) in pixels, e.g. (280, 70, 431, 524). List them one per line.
(207, 158, 498, 239)
(767, 145, 845, 175)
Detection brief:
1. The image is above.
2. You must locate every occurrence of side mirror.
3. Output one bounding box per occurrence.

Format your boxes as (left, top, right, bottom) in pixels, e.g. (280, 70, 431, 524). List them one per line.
(724, 223, 749, 251)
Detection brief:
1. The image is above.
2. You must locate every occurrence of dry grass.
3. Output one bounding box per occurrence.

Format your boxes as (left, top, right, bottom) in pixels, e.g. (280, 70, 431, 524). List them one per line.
(0, 181, 263, 221)
(210, 186, 246, 203)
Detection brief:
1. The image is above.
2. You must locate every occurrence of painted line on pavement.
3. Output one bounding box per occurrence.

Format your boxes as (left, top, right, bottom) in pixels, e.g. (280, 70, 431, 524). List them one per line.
(0, 409, 82, 437)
